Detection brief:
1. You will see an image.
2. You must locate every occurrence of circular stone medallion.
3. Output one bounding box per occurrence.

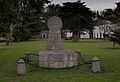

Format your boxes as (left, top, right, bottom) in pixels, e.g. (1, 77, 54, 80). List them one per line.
(47, 16, 62, 30)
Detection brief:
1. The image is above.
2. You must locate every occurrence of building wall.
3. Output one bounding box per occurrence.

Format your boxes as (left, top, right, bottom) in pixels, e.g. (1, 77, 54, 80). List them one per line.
(93, 26, 104, 39)
(32, 24, 119, 40)
(38, 27, 104, 39)
(39, 30, 48, 39)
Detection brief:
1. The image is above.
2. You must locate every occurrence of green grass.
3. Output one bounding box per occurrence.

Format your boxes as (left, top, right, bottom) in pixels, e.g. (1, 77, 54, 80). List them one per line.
(0, 39, 120, 82)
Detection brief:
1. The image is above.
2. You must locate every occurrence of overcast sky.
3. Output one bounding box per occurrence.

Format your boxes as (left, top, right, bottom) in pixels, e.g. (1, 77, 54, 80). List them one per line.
(52, 0, 120, 11)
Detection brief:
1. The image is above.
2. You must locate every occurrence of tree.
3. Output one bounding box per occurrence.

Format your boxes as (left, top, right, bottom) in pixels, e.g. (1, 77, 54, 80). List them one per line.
(15, 0, 50, 41)
(96, 9, 117, 41)
(45, 4, 61, 17)
(59, 1, 95, 42)
(114, 2, 120, 24)
(0, 0, 50, 45)
(105, 2, 120, 47)
(0, 0, 20, 45)
(105, 29, 120, 48)
(96, 2, 120, 42)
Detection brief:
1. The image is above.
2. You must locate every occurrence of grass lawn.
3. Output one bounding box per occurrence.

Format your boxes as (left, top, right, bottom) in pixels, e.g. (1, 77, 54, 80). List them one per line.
(0, 39, 120, 82)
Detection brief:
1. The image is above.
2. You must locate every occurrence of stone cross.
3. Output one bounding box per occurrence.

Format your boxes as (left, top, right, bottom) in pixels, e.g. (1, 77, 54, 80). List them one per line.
(47, 16, 63, 50)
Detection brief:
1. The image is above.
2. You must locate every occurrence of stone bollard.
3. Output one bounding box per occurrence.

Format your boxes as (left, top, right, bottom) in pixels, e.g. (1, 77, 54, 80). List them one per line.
(92, 57, 101, 73)
(17, 58, 26, 75)
(25, 51, 31, 62)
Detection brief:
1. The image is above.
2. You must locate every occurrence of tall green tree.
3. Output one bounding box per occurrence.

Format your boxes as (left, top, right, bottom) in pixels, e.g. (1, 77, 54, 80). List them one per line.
(0, 0, 50, 45)
(114, 2, 120, 24)
(0, 0, 20, 45)
(59, 1, 95, 41)
(16, 0, 50, 41)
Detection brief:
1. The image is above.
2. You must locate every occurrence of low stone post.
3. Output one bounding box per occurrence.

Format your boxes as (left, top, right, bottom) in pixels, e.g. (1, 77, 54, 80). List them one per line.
(17, 58, 26, 75)
(25, 51, 31, 62)
(92, 57, 101, 73)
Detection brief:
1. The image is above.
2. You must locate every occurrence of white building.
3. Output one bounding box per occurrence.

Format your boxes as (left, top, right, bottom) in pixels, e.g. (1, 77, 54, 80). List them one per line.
(65, 30, 90, 39)
(93, 26, 104, 39)
(38, 24, 119, 39)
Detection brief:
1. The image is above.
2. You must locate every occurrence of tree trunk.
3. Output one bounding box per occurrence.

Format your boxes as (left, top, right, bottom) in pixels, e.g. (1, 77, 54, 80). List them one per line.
(61, 30, 66, 39)
(89, 31, 93, 39)
(9, 33, 13, 45)
(6, 34, 9, 46)
(17, 36, 20, 43)
(72, 31, 79, 42)
(6, 33, 13, 46)
(103, 32, 107, 42)
(5, 23, 17, 46)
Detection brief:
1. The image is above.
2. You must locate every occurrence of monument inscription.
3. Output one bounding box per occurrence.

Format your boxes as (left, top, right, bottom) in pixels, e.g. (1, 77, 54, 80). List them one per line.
(53, 54, 64, 62)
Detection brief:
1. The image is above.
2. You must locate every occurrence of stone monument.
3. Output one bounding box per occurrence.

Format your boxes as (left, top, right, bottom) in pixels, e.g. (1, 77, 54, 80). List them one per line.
(92, 57, 101, 73)
(39, 16, 78, 68)
(17, 58, 26, 75)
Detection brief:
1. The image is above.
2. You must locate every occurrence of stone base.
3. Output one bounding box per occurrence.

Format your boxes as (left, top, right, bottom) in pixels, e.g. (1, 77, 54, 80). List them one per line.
(39, 50, 78, 68)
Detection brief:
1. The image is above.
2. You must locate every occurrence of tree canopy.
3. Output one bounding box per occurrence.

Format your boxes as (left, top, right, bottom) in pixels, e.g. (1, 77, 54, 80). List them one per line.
(0, 0, 120, 44)
(0, 0, 50, 45)
(59, 1, 96, 41)
(96, 2, 120, 45)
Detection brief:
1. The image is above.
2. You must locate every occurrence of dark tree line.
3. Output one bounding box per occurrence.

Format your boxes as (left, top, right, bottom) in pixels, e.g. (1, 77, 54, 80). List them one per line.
(0, 0, 96, 45)
(0, 0, 50, 45)
(0, 0, 120, 46)
(45, 1, 96, 42)
(60, 1, 96, 41)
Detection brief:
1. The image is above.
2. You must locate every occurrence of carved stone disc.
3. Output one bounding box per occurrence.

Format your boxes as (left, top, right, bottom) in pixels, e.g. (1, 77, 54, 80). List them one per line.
(47, 16, 62, 30)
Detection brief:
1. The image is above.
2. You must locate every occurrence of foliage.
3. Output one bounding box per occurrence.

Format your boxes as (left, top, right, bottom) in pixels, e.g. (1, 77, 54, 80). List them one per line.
(96, 9, 114, 32)
(59, 1, 96, 41)
(14, 0, 50, 41)
(96, 2, 120, 33)
(0, 0, 50, 44)
(114, 2, 120, 24)
(96, 3, 120, 41)
(0, 0, 19, 31)
(104, 29, 120, 47)
(45, 4, 61, 18)
(0, 0, 20, 45)
(96, 2, 120, 25)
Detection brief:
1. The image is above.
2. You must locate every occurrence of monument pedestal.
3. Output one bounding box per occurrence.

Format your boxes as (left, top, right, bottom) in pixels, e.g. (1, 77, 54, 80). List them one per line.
(39, 50, 78, 68)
